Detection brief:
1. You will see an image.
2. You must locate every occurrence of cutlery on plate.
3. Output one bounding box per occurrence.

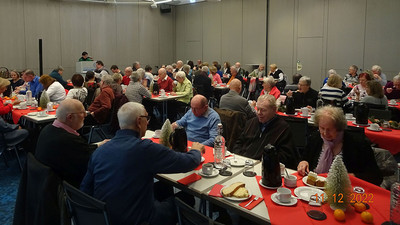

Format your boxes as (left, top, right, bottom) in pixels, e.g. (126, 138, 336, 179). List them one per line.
(244, 196, 259, 207)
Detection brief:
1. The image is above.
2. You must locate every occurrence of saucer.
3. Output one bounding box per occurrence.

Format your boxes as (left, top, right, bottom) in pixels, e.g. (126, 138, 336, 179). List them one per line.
(152, 135, 160, 139)
(294, 186, 327, 202)
(27, 112, 37, 116)
(47, 108, 55, 112)
(300, 114, 311, 118)
(284, 112, 297, 116)
(37, 113, 49, 117)
(259, 180, 281, 189)
(346, 117, 356, 120)
(230, 158, 245, 167)
(198, 168, 219, 178)
(271, 193, 297, 206)
(367, 127, 382, 132)
(352, 121, 370, 127)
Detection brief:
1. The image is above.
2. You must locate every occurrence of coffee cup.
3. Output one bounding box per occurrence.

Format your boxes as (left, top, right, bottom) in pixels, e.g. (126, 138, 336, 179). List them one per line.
(160, 89, 166, 97)
(370, 123, 380, 130)
(19, 102, 27, 109)
(301, 107, 309, 116)
(154, 129, 161, 138)
(280, 163, 285, 176)
(345, 113, 353, 120)
(202, 163, 214, 175)
(17, 94, 26, 101)
(284, 175, 297, 188)
(276, 187, 292, 203)
(390, 99, 396, 105)
(38, 110, 47, 116)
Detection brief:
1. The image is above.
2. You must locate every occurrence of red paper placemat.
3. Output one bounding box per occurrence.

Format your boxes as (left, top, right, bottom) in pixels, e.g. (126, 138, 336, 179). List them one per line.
(239, 195, 264, 210)
(177, 173, 201, 185)
(255, 175, 390, 225)
(208, 184, 224, 197)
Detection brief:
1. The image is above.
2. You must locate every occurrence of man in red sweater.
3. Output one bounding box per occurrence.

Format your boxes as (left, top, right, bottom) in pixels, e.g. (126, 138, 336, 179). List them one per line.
(86, 75, 115, 124)
(157, 68, 173, 92)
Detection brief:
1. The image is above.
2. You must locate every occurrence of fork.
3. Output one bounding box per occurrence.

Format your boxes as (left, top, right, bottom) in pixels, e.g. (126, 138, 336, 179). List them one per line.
(244, 196, 259, 208)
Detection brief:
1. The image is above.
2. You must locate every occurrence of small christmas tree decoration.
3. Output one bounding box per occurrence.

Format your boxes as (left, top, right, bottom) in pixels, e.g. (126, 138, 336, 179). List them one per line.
(39, 90, 50, 109)
(326, 155, 351, 211)
(159, 119, 172, 148)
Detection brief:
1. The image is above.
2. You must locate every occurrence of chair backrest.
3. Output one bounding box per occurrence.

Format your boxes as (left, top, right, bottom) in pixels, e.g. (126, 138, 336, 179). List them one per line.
(63, 181, 111, 225)
(279, 115, 308, 149)
(109, 94, 129, 133)
(175, 197, 223, 225)
(365, 103, 387, 110)
(214, 108, 247, 153)
(368, 108, 392, 120)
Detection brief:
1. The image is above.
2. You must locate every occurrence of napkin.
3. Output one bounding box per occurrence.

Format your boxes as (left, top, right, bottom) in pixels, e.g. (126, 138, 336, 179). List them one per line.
(208, 184, 224, 197)
(239, 195, 264, 210)
(177, 173, 202, 185)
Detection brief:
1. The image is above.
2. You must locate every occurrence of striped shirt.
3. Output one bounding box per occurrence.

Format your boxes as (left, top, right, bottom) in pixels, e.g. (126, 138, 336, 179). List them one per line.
(319, 85, 349, 106)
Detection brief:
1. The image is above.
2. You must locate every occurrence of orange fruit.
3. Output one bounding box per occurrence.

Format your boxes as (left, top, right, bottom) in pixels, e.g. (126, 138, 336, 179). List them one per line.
(361, 211, 373, 223)
(354, 202, 367, 213)
(334, 209, 345, 221)
(11, 96, 16, 100)
(37, 107, 42, 111)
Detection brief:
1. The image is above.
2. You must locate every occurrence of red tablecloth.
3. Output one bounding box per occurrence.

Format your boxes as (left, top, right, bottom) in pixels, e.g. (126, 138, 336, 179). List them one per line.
(256, 173, 390, 225)
(11, 107, 56, 124)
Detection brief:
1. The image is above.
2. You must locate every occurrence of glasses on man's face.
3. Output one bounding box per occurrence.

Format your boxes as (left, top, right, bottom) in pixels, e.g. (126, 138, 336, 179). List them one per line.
(70, 111, 87, 116)
(139, 115, 151, 122)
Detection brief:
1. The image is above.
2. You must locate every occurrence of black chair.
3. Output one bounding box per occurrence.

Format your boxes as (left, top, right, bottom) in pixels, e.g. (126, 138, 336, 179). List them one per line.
(369, 108, 392, 121)
(0, 132, 25, 171)
(175, 197, 224, 225)
(63, 180, 111, 225)
(279, 115, 308, 155)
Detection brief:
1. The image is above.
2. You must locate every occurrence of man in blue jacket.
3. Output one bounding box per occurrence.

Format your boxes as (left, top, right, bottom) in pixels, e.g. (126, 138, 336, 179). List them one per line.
(81, 102, 204, 225)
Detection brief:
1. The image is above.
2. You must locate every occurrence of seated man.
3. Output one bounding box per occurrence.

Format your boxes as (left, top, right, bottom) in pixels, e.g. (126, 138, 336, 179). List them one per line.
(16, 70, 43, 99)
(157, 68, 173, 92)
(232, 95, 299, 169)
(172, 94, 221, 147)
(81, 102, 204, 225)
(49, 66, 70, 89)
(219, 78, 256, 119)
(248, 64, 265, 78)
(86, 75, 115, 125)
(286, 76, 319, 108)
(35, 99, 107, 187)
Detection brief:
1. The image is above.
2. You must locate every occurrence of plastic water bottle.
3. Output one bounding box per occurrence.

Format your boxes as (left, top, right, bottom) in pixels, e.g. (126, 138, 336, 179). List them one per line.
(26, 85, 32, 105)
(214, 123, 225, 169)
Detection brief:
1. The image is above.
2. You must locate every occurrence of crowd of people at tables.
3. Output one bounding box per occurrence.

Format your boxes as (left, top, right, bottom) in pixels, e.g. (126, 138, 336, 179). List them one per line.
(1, 56, 399, 225)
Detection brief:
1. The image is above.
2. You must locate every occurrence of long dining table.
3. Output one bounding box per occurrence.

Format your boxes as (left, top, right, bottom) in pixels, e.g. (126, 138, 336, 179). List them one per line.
(144, 131, 390, 225)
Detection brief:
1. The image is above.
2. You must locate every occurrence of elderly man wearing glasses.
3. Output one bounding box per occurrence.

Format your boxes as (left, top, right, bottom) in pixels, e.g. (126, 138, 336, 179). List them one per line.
(35, 99, 108, 188)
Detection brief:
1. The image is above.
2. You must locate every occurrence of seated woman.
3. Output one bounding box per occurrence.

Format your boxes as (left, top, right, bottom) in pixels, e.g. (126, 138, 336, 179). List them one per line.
(347, 72, 372, 101)
(319, 73, 349, 107)
(66, 74, 88, 104)
(125, 71, 151, 104)
(210, 66, 222, 85)
(39, 75, 66, 103)
(361, 80, 388, 109)
(10, 70, 25, 91)
(384, 74, 400, 100)
(297, 106, 382, 185)
(260, 76, 280, 99)
(0, 78, 21, 115)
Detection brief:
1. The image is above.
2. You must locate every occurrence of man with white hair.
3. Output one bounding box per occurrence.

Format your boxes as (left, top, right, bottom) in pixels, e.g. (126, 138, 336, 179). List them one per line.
(175, 60, 183, 72)
(86, 75, 115, 124)
(157, 68, 173, 92)
(81, 102, 205, 225)
(371, 65, 387, 86)
(384, 74, 400, 99)
(35, 99, 106, 187)
(232, 94, 299, 169)
(235, 62, 246, 77)
(122, 67, 133, 85)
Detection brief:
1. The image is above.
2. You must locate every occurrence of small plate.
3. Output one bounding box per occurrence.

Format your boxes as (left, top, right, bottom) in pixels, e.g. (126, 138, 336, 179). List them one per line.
(271, 193, 297, 206)
(47, 108, 55, 112)
(230, 158, 245, 167)
(27, 112, 37, 116)
(346, 117, 356, 121)
(300, 114, 311, 118)
(352, 121, 370, 127)
(367, 127, 382, 132)
(221, 187, 252, 201)
(198, 168, 219, 178)
(259, 179, 281, 189)
(302, 176, 326, 190)
(37, 113, 49, 117)
(201, 156, 205, 163)
(294, 186, 327, 202)
(284, 112, 297, 116)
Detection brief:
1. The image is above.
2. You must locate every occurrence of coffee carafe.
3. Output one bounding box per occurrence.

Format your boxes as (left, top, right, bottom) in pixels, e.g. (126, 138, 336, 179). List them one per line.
(355, 102, 369, 125)
(169, 126, 188, 153)
(261, 144, 282, 188)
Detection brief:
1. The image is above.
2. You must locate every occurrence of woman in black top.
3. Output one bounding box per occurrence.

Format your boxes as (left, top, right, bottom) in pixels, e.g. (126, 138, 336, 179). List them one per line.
(10, 70, 24, 91)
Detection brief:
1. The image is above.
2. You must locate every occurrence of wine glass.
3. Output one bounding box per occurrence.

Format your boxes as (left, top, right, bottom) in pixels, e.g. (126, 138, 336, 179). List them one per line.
(219, 159, 232, 176)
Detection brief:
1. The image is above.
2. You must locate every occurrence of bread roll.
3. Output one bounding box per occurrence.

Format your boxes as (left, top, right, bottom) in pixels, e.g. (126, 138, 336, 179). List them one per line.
(233, 187, 249, 198)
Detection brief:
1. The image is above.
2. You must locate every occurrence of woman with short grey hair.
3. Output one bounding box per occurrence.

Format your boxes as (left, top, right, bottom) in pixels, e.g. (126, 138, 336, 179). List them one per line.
(125, 71, 151, 104)
(260, 76, 280, 99)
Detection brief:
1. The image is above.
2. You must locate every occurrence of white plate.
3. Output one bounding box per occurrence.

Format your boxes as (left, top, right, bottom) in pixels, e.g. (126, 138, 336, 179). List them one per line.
(271, 193, 298, 206)
(259, 179, 281, 189)
(201, 156, 205, 163)
(37, 113, 49, 117)
(346, 117, 356, 121)
(198, 168, 219, 178)
(299, 114, 311, 118)
(367, 127, 382, 132)
(152, 135, 160, 139)
(352, 121, 370, 127)
(220, 187, 252, 201)
(302, 176, 326, 190)
(27, 112, 37, 116)
(230, 158, 245, 167)
(294, 186, 327, 202)
(47, 108, 55, 112)
(284, 112, 297, 116)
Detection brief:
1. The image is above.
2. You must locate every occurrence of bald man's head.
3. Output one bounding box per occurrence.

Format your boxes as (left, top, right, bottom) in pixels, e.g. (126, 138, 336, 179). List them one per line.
(190, 94, 208, 117)
(229, 79, 242, 93)
(56, 99, 86, 130)
(158, 68, 167, 79)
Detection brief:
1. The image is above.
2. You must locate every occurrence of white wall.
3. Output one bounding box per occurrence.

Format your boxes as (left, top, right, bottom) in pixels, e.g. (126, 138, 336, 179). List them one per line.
(268, 0, 400, 90)
(175, 0, 267, 71)
(0, 0, 175, 79)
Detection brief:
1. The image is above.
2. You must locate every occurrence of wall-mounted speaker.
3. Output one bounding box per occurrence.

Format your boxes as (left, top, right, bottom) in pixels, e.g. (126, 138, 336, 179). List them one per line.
(160, 4, 172, 13)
